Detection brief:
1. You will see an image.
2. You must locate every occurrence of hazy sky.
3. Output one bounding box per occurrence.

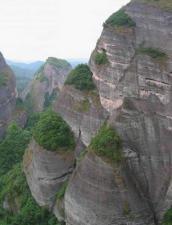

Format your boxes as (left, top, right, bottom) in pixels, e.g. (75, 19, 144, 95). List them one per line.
(0, 0, 130, 62)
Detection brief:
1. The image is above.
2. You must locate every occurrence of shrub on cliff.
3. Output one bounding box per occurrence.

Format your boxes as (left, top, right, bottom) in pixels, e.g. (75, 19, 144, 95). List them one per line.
(105, 9, 136, 27)
(95, 51, 108, 65)
(65, 64, 95, 91)
(90, 124, 122, 163)
(0, 123, 31, 176)
(33, 110, 75, 152)
(137, 47, 168, 60)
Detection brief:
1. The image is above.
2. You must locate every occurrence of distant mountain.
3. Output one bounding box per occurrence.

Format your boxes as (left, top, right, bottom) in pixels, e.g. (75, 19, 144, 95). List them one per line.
(7, 60, 44, 73)
(7, 60, 44, 93)
(7, 58, 88, 93)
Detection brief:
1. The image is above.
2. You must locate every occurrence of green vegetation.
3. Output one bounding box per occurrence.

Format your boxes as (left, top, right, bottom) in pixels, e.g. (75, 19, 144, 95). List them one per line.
(105, 9, 136, 27)
(44, 90, 57, 109)
(137, 47, 168, 60)
(0, 164, 62, 225)
(56, 181, 68, 200)
(74, 98, 90, 112)
(162, 207, 172, 225)
(16, 98, 25, 111)
(95, 51, 108, 65)
(90, 124, 123, 163)
(65, 64, 95, 91)
(24, 93, 34, 114)
(35, 72, 48, 83)
(0, 123, 31, 176)
(0, 73, 8, 86)
(33, 110, 75, 152)
(47, 57, 71, 69)
(25, 112, 40, 131)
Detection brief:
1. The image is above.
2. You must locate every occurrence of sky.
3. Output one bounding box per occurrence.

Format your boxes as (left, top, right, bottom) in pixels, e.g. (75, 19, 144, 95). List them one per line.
(0, 0, 130, 62)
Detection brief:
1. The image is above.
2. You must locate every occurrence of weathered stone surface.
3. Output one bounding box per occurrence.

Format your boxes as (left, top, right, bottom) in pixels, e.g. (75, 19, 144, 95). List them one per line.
(22, 58, 72, 112)
(0, 52, 16, 138)
(65, 1, 172, 225)
(65, 152, 151, 225)
(23, 139, 75, 220)
(53, 85, 107, 146)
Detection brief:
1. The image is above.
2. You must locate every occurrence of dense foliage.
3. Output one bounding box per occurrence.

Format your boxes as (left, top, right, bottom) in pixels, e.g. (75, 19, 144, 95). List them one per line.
(47, 57, 71, 69)
(0, 73, 7, 86)
(0, 123, 31, 176)
(105, 9, 136, 27)
(25, 112, 40, 131)
(0, 164, 62, 225)
(162, 207, 172, 225)
(90, 124, 123, 163)
(95, 51, 108, 65)
(138, 47, 167, 60)
(65, 64, 95, 91)
(33, 110, 75, 151)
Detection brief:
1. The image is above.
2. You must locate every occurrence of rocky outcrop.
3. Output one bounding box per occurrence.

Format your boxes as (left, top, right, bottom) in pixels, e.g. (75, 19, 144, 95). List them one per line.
(64, 1, 172, 225)
(53, 85, 107, 146)
(22, 57, 72, 112)
(23, 139, 75, 221)
(0, 52, 16, 138)
(65, 152, 151, 225)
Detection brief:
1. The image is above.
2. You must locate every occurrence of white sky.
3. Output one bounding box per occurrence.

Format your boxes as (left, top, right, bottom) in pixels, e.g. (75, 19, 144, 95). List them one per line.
(0, 0, 130, 62)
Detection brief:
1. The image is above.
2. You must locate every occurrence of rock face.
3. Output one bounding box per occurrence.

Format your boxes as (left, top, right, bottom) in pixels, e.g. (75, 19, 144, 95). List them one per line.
(64, 1, 172, 225)
(23, 139, 75, 221)
(53, 85, 107, 146)
(22, 57, 72, 112)
(65, 152, 152, 225)
(0, 52, 16, 138)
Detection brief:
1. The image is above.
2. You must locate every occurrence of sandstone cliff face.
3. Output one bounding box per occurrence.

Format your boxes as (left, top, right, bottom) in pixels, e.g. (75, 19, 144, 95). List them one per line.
(22, 58, 72, 112)
(65, 152, 152, 225)
(0, 52, 16, 138)
(64, 1, 172, 225)
(23, 139, 75, 221)
(53, 85, 107, 146)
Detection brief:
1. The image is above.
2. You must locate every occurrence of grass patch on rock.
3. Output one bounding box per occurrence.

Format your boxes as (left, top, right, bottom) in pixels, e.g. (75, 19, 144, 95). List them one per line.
(105, 9, 136, 27)
(95, 51, 108, 65)
(56, 181, 68, 200)
(74, 98, 90, 113)
(137, 47, 167, 60)
(65, 64, 95, 91)
(89, 124, 123, 163)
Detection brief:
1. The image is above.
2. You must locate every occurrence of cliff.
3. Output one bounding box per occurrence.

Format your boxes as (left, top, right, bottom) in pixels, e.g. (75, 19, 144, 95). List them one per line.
(21, 1, 172, 225)
(53, 85, 107, 146)
(65, 1, 172, 225)
(22, 57, 72, 112)
(0, 52, 16, 138)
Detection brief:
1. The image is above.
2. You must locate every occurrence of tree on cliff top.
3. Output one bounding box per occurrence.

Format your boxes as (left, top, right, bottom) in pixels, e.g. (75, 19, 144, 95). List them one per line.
(33, 110, 75, 152)
(65, 64, 95, 91)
